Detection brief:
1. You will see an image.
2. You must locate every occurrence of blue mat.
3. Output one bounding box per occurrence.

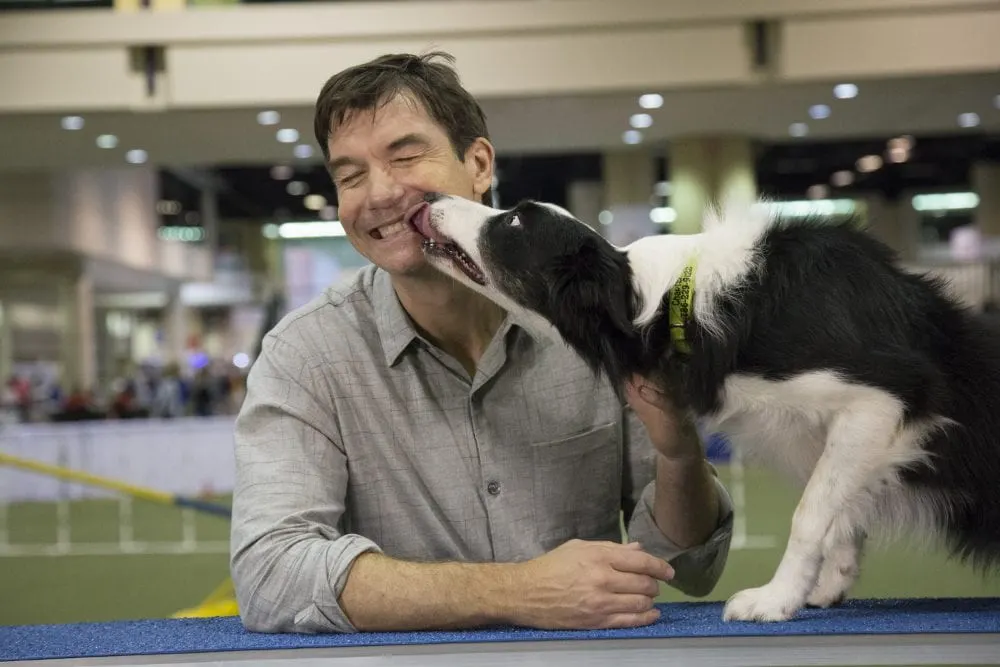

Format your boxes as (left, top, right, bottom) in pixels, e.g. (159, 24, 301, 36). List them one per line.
(2, 598, 999, 662)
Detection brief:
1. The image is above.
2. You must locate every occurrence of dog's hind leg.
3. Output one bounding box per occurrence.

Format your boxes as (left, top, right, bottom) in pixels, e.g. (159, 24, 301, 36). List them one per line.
(723, 394, 903, 622)
(806, 520, 867, 608)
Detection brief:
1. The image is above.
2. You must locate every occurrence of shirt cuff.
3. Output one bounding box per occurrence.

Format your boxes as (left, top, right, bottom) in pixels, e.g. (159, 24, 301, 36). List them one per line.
(625, 466, 735, 598)
(291, 534, 384, 633)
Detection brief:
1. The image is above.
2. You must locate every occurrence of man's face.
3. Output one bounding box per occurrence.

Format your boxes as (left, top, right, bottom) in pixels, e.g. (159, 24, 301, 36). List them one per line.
(326, 93, 493, 278)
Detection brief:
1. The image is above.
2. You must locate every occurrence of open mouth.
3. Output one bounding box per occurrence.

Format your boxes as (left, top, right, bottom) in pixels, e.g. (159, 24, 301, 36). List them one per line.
(407, 202, 487, 285)
(421, 238, 487, 285)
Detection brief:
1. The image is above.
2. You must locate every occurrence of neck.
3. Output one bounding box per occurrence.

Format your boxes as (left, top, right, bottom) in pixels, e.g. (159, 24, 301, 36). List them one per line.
(625, 233, 703, 327)
(392, 271, 507, 374)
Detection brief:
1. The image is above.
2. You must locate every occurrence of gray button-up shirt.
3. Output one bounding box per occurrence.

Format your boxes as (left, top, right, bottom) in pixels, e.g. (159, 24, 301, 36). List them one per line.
(230, 264, 734, 634)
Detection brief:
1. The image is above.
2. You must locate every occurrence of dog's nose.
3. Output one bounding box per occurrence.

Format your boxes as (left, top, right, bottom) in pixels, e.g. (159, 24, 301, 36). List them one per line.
(423, 192, 444, 203)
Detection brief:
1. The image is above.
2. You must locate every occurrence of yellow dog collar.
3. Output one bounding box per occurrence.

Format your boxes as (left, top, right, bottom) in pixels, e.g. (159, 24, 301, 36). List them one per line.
(668, 258, 696, 355)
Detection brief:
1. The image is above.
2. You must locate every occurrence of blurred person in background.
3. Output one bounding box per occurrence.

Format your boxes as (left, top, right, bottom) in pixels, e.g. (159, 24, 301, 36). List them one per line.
(231, 52, 734, 635)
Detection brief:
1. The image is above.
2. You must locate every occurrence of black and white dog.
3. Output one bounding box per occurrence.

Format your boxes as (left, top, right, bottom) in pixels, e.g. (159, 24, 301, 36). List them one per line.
(410, 191, 1000, 622)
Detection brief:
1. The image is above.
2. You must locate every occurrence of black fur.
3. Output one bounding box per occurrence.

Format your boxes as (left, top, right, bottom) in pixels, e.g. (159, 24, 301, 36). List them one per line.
(474, 201, 1000, 576)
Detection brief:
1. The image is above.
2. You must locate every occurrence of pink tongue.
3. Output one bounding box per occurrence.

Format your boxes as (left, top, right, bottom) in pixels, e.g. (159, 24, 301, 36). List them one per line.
(412, 204, 450, 243)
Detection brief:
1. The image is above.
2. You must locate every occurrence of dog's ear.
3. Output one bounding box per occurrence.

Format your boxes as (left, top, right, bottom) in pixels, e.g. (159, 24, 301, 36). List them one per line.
(546, 241, 635, 336)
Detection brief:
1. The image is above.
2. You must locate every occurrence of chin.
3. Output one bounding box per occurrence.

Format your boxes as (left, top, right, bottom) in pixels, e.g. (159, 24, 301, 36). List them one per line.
(416, 191, 1000, 624)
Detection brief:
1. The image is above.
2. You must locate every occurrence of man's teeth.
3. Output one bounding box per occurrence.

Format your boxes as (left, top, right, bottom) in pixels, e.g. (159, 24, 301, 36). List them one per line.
(377, 221, 409, 239)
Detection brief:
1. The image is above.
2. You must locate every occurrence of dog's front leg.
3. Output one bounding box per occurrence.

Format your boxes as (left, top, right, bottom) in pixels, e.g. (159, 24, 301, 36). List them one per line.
(723, 398, 902, 622)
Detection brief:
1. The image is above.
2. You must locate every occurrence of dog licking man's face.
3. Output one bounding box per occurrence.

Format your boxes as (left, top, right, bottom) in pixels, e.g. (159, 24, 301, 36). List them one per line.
(413, 193, 639, 376)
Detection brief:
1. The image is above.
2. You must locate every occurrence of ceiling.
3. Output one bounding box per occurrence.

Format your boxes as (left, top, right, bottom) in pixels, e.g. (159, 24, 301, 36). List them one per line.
(2, 70, 999, 224)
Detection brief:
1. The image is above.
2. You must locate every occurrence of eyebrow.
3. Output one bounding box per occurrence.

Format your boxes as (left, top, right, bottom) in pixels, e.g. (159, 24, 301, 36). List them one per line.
(327, 133, 432, 173)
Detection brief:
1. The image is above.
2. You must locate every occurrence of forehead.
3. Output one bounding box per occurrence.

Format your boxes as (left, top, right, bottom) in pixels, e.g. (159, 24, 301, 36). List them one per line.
(327, 93, 445, 154)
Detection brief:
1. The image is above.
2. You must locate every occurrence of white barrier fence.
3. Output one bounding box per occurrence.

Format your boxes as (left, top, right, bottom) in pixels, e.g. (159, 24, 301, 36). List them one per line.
(0, 416, 236, 557)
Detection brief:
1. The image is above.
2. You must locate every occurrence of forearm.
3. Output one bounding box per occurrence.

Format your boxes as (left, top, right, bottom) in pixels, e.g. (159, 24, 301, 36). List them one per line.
(651, 452, 721, 550)
(339, 551, 521, 631)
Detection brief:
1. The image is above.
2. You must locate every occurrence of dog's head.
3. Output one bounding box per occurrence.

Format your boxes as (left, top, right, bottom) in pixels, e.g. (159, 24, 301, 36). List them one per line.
(412, 192, 642, 385)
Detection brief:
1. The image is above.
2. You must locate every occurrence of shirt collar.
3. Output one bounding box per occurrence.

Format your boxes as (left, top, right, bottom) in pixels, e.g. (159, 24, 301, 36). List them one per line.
(373, 267, 421, 367)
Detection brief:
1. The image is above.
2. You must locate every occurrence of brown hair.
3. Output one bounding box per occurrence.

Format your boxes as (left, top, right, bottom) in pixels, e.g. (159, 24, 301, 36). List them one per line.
(313, 51, 493, 204)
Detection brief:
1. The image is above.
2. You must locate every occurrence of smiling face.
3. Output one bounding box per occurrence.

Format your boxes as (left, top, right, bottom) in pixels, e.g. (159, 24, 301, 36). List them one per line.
(325, 93, 494, 278)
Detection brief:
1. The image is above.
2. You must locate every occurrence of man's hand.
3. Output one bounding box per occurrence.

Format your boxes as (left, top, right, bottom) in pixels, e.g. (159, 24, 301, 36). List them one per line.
(507, 539, 674, 630)
(624, 375, 702, 461)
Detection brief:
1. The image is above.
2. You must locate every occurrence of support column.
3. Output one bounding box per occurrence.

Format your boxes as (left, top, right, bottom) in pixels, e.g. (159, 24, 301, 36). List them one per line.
(163, 285, 187, 368)
(602, 150, 655, 245)
(0, 299, 10, 383)
(863, 194, 919, 262)
(971, 161, 1000, 240)
(567, 180, 604, 231)
(668, 136, 757, 235)
(59, 269, 97, 391)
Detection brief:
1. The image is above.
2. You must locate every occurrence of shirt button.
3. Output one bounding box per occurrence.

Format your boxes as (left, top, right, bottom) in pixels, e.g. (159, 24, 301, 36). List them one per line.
(486, 480, 501, 496)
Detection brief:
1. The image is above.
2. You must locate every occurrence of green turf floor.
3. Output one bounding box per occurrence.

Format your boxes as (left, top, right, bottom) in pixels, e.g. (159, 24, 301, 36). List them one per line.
(2, 465, 999, 627)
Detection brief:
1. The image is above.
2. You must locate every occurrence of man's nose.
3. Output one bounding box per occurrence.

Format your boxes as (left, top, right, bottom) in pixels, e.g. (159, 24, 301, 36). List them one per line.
(367, 167, 404, 207)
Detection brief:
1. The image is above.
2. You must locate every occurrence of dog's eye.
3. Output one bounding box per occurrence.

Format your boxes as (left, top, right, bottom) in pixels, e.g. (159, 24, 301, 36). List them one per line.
(510, 216, 521, 228)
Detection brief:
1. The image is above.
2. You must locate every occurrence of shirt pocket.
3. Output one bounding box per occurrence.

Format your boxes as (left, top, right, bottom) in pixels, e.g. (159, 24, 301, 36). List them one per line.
(530, 420, 623, 550)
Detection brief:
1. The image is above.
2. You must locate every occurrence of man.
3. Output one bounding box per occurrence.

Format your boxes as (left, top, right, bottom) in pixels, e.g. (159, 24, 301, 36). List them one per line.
(230, 51, 734, 635)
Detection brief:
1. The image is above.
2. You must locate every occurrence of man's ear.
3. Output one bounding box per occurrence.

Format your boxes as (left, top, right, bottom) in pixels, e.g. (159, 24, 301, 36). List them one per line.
(546, 242, 635, 335)
(463, 137, 495, 202)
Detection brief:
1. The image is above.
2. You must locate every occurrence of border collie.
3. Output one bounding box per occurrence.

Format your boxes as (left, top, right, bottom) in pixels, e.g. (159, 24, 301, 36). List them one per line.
(409, 191, 1000, 622)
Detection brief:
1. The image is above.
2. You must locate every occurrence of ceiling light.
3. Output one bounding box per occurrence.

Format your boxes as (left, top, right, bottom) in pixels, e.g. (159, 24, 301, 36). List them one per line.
(888, 135, 914, 151)
(638, 94, 663, 109)
(807, 184, 830, 200)
(268, 221, 347, 239)
(856, 154, 882, 172)
(809, 104, 831, 120)
(886, 146, 910, 163)
(912, 192, 980, 212)
(61, 116, 84, 130)
(833, 83, 858, 99)
(293, 144, 313, 159)
(649, 207, 676, 224)
(155, 199, 182, 215)
(629, 113, 653, 129)
(830, 170, 854, 187)
(125, 149, 148, 165)
(257, 110, 280, 126)
(276, 128, 299, 143)
(957, 112, 980, 128)
(319, 205, 337, 221)
(95, 134, 118, 149)
(270, 165, 294, 180)
(654, 181, 672, 197)
(789, 122, 809, 137)
(286, 180, 308, 196)
(622, 130, 642, 145)
(303, 194, 327, 211)
(598, 210, 613, 226)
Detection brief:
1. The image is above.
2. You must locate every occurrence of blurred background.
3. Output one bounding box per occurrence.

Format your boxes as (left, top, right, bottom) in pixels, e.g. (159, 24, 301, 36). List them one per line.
(1, 0, 999, 627)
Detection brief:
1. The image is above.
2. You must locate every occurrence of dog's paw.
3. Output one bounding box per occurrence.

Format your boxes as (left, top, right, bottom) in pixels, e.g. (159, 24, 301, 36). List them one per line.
(806, 571, 851, 608)
(722, 585, 803, 622)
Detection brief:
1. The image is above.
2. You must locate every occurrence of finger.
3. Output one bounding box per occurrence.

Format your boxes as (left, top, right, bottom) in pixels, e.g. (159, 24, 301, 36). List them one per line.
(609, 549, 675, 581)
(607, 572, 661, 597)
(599, 608, 661, 629)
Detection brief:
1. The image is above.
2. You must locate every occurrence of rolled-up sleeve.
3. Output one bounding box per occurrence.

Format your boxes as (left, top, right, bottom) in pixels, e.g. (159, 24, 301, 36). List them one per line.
(621, 407, 734, 597)
(230, 332, 381, 634)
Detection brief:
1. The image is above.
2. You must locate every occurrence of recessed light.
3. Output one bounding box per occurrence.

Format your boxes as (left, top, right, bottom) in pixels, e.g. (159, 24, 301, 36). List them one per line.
(809, 104, 831, 120)
(638, 94, 663, 110)
(276, 128, 299, 143)
(286, 180, 308, 196)
(856, 154, 882, 172)
(888, 135, 914, 151)
(598, 210, 613, 226)
(629, 113, 653, 129)
(830, 170, 854, 187)
(833, 83, 858, 99)
(789, 122, 809, 137)
(155, 199, 182, 215)
(61, 116, 84, 131)
(257, 110, 280, 126)
(622, 130, 643, 145)
(807, 184, 830, 199)
(958, 112, 980, 128)
(304, 194, 327, 211)
(886, 146, 910, 163)
(293, 144, 313, 159)
(96, 134, 118, 149)
(319, 205, 337, 221)
(125, 149, 148, 164)
(270, 165, 294, 180)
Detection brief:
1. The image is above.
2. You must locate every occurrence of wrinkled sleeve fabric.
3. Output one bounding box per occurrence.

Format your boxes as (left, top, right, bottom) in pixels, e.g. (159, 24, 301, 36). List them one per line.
(620, 406, 734, 598)
(230, 332, 381, 634)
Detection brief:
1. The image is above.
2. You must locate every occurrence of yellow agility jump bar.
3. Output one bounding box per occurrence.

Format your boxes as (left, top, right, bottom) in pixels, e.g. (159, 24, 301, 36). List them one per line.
(0, 451, 231, 519)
